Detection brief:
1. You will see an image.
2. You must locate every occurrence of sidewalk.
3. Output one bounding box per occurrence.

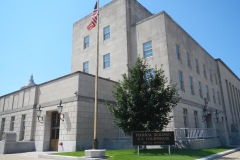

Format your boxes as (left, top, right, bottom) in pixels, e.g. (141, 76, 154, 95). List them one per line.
(214, 151, 240, 159)
(0, 154, 53, 160)
(1, 151, 104, 160)
(0, 152, 55, 160)
(197, 147, 240, 160)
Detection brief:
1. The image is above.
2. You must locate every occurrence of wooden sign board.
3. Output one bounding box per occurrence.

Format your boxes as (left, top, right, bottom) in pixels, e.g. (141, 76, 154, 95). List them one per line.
(132, 131, 175, 146)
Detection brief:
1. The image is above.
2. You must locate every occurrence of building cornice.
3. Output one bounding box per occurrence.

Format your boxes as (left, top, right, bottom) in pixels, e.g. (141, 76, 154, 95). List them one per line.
(215, 58, 240, 81)
(0, 71, 116, 98)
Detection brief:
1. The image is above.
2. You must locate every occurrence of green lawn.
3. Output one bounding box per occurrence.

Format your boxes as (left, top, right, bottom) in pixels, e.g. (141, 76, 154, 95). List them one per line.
(56, 147, 232, 160)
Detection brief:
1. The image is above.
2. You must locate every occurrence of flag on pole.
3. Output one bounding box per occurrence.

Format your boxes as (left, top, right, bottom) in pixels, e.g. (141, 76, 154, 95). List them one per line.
(87, 2, 98, 31)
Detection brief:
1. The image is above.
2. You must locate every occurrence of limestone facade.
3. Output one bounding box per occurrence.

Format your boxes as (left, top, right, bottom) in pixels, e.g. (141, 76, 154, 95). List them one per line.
(72, 0, 239, 146)
(0, 0, 240, 152)
(0, 72, 120, 152)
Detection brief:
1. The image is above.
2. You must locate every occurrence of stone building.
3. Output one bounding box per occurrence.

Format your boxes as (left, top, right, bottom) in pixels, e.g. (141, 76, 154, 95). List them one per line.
(0, 72, 123, 153)
(0, 0, 239, 153)
(72, 0, 239, 148)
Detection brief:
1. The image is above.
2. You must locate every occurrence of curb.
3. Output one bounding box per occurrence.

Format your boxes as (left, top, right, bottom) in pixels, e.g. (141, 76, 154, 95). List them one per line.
(196, 147, 240, 160)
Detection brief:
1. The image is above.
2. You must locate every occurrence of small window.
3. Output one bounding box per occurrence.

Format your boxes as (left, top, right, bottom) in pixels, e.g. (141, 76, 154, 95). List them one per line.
(198, 81, 203, 98)
(189, 76, 194, 95)
(203, 64, 207, 79)
(176, 45, 181, 61)
(10, 116, 15, 131)
(194, 111, 199, 128)
(217, 91, 221, 105)
(83, 61, 89, 73)
(20, 115, 26, 141)
(178, 70, 185, 91)
(215, 73, 218, 85)
(195, 59, 200, 74)
(103, 53, 110, 69)
(210, 69, 213, 82)
(186, 52, 191, 68)
(143, 41, 153, 58)
(0, 118, 5, 140)
(103, 26, 110, 40)
(84, 35, 89, 49)
(183, 108, 189, 128)
(206, 85, 210, 101)
(146, 68, 154, 82)
(212, 88, 216, 104)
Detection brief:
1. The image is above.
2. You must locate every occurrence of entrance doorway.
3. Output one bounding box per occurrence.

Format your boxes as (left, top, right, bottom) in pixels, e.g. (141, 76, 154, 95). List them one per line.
(50, 112, 60, 151)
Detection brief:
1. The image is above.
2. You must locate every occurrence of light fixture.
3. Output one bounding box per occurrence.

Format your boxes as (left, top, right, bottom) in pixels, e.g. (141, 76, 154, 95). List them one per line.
(36, 105, 43, 123)
(215, 110, 219, 122)
(57, 100, 64, 121)
(74, 91, 78, 97)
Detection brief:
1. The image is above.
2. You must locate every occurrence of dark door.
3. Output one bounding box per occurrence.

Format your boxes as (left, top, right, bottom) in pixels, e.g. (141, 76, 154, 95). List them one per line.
(50, 112, 60, 151)
(206, 114, 213, 128)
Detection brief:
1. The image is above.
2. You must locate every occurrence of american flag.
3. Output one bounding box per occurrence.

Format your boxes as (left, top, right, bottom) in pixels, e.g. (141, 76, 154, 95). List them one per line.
(87, 2, 98, 31)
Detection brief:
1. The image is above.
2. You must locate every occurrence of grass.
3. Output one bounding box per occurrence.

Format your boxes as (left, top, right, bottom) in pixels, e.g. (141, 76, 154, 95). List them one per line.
(56, 147, 232, 160)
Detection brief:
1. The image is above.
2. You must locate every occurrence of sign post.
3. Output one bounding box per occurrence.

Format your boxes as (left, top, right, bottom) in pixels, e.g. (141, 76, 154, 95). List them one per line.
(137, 146, 139, 156)
(168, 145, 171, 155)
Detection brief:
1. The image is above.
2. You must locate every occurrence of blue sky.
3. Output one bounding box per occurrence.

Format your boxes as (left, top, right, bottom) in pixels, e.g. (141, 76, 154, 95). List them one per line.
(1, 0, 240, 96)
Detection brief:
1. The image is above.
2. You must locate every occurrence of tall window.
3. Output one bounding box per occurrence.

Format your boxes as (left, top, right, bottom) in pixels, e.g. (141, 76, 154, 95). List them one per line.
(186, 52, 191, 68)
(178, 70, 185, 91)
(183, 108, 189, 128)
(206, 85, 210, 101)
(189, 76, 194, 95)
(0, 118, 5, 140)
(10, 116, 15, 131)
(143, 41, 152, 58)
(84, 35, 89, 49)
(212, 88, 216, 104)
(20, 115, 26, 141)
(103, 25, 110, 40)
(194, 111, 199, 128)
(217, 91, 221, 105)
(103, 53, 110, 69)
(195, 59, 200, 74)
(83, 61, 89, 73)
(198, 81, 203, 98)
(176, 45, 181, 61)
(209, 69, 213, 82)
(215, 73, 218, 85)
(203, 64, 207, 79)
(145, 68, 154, 82)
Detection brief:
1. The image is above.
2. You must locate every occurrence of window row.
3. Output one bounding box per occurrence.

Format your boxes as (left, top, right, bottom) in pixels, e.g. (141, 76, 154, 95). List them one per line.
(176, 44, 218, 86)
(183, 109, 199, 128)
(84, 25, 110, 49)
(0, 115, 26, 141)
(225, 80, 240, 124)
(83, 53, 110, 73)
(178, 70, 221, 105)
(142, 41, 219, 87)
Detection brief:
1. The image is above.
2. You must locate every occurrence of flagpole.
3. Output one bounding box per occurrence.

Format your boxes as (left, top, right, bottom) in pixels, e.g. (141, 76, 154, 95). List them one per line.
(93, 0, 100, 149)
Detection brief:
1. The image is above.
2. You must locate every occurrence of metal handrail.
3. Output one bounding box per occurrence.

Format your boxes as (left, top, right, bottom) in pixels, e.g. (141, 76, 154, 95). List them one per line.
(174, 128, 217, 140)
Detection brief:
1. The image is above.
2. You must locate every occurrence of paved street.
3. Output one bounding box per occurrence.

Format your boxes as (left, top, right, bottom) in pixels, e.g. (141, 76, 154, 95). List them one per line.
(0, 152, 54, 160)
(0, 154, 53, 160)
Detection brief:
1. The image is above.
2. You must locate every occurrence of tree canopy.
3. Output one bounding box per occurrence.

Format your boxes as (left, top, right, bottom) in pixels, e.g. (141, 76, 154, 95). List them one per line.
(107, 58, 179, 135)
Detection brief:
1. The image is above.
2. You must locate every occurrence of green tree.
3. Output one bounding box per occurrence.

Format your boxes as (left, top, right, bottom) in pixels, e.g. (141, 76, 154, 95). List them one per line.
(107, 58, 179, 135)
